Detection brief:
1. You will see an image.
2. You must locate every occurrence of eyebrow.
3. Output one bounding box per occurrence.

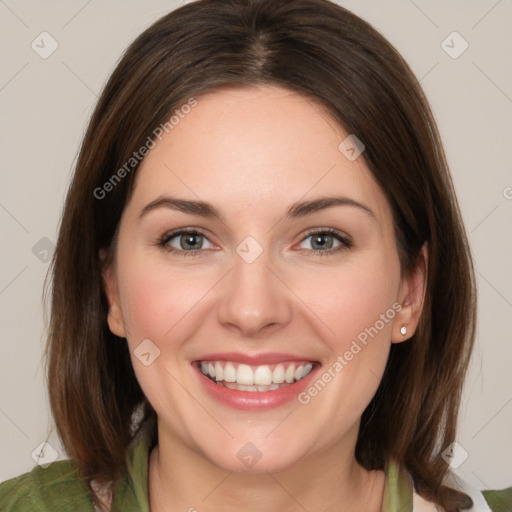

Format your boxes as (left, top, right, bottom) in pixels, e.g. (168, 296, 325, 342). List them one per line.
(138, 195, 376, 222)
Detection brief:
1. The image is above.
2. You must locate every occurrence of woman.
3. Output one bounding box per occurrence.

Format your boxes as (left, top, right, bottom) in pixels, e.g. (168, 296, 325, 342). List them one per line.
(1, 1, 510, 511)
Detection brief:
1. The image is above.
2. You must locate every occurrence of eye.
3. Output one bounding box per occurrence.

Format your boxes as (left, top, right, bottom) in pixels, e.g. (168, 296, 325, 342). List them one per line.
(297, 229, 352, 255)
(156, 228, 351, 257)
(158, 229, 215, 256)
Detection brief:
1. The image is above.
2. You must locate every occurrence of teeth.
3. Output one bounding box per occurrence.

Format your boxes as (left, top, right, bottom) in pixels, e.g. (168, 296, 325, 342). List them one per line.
(254, 365, 272, 385)
(215, 362, 223, 381)
(199, 360, 315, 389)
(218, 381, 289, 392)
(285, 365, 295, 383)
(302, 362, 313, 378)
(272, 364, 285, 383)
(224, 362, 237, 382)
(237, 364, 254, 385)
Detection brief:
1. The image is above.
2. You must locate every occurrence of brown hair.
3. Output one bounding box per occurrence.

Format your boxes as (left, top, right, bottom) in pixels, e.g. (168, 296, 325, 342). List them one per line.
(44, 0, 476, 510)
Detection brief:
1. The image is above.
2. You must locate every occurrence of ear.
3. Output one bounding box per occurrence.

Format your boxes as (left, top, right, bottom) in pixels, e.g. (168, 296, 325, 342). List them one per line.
(101, 251, 127, 338)
(392, 242, 428, 343)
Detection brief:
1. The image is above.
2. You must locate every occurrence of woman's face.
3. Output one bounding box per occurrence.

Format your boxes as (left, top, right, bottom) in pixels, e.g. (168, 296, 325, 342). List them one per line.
(104, 85, 424, 473)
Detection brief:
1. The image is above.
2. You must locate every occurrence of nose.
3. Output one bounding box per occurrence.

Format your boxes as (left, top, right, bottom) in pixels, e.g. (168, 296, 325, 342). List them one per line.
(216, 245, 293, 338)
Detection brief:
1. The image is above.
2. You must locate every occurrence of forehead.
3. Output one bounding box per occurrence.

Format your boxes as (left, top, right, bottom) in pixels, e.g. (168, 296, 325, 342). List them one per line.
(128, 85, 392, 227)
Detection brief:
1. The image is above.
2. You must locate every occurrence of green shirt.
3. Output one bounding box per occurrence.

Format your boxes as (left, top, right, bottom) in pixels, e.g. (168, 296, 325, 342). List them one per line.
(1, 424, 510, 511)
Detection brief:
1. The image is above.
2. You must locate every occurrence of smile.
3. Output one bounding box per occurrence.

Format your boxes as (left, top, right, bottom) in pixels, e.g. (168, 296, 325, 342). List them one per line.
(199, 360, 315, 392)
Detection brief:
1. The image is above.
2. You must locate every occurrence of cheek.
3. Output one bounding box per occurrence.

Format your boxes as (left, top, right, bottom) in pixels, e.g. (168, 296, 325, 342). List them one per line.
(116, 252, 215, 346)
(293, 255, 401, 420)
(295, 257, 400, 348)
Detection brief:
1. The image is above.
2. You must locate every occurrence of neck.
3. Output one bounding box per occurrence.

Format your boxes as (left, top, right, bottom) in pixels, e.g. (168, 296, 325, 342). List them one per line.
(148, 421, 385, 512)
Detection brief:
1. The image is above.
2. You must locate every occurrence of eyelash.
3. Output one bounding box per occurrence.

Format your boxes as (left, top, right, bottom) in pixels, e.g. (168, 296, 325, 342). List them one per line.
(156, 228, 352, 258)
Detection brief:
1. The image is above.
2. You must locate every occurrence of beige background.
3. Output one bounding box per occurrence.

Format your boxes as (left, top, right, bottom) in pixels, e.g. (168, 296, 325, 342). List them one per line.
(1, 0, 511, 491)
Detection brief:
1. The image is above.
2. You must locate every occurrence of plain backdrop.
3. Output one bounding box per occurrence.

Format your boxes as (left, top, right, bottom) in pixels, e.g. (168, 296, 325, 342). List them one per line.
(1, 0, 511, 491)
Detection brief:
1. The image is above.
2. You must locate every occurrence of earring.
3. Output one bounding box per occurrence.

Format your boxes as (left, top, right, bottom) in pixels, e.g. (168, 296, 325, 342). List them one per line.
(400, 325, 407, 336)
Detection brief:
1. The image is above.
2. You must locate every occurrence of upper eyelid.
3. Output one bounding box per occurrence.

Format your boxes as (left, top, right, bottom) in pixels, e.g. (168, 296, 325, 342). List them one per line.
(162, 227, 208, 238)
(300, 227, 350, 240)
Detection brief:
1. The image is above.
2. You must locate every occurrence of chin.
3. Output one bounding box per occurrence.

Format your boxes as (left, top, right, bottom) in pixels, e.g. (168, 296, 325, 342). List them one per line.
(198, 437, 311, 475)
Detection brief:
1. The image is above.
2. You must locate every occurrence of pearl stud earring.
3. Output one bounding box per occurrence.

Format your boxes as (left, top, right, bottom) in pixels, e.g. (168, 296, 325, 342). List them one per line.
(400, 325, 407, 336)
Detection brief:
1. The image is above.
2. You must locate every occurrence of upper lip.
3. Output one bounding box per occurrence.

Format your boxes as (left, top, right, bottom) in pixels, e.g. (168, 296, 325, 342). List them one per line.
(194, 352, 319, 366)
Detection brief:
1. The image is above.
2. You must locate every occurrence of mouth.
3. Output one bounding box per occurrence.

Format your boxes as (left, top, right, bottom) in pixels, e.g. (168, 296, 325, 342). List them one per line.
(192, 357, 321, 409)
(198, 360, 315, 391)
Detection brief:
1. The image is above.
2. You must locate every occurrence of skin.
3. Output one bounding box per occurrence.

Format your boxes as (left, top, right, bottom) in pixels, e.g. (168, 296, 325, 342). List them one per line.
(103, 85, 427, 512)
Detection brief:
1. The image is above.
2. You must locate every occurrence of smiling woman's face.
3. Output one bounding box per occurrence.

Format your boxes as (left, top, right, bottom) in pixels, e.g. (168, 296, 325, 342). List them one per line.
(103, 85, 425, 474)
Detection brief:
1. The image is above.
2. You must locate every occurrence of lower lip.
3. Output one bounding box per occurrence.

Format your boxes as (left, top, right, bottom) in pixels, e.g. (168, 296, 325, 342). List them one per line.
(193, 363, 321, 410)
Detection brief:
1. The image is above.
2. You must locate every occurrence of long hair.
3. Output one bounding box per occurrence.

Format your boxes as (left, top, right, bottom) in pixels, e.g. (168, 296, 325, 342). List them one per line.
(44, 1, 476, 510)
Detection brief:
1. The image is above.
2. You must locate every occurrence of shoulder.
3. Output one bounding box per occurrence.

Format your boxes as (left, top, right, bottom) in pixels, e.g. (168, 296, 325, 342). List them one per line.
(443, 470, 512, 512)
(481, 487, 512, 512)
(0, 418, 156, 512)
(0, 460, 96, 511)
(412, 469, 512, 512)
(387, 460, 511, 512)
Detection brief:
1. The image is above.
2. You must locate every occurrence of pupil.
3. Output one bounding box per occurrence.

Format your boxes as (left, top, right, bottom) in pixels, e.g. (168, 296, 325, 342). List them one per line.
(181, 234, 201, 250)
